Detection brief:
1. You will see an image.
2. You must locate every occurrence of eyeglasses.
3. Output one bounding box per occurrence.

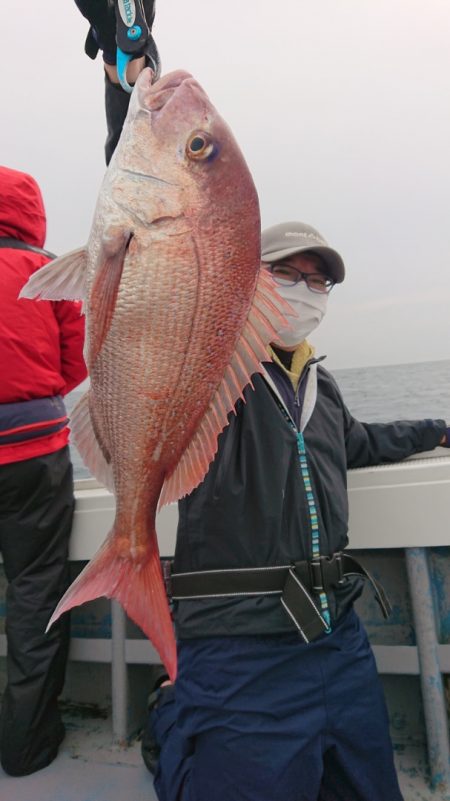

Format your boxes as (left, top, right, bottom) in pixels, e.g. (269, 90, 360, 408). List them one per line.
(266, 263, 335, 294)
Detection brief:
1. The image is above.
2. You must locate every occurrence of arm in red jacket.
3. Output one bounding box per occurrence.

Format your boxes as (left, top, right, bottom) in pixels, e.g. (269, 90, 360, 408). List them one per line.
(52, 300, 88, 395)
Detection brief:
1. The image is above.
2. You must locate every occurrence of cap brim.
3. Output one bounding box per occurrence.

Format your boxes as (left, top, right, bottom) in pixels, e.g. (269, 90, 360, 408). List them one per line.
(261, 245, 345, 283)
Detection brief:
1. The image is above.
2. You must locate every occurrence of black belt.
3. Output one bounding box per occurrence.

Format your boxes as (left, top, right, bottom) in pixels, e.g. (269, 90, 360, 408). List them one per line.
(168, 553, 391, 644)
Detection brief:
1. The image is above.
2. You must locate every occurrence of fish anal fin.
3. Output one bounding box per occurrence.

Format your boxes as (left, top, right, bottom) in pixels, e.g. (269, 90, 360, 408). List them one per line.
(47, 532, 177, 681)
(89, 231, 132, 365)
(70, 391, 114, 492)
(19, 247, 88, 301)
(158, 269, 290, 508)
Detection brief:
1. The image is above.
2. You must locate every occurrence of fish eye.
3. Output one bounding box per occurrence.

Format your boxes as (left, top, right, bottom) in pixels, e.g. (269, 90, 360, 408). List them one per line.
(186, 131, 215, 160)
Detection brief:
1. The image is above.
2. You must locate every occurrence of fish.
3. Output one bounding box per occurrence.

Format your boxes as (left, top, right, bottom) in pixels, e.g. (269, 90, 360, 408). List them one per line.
(21, 68, 290, 680)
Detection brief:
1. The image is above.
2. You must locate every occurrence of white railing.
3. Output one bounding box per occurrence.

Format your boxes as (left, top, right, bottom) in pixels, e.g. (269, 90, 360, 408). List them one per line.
(3, 451, 450, 671)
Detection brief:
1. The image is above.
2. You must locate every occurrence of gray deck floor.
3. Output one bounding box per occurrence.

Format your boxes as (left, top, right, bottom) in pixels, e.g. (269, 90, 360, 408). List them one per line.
(0, 710, 447, 801)
(0, 710, 157, 801)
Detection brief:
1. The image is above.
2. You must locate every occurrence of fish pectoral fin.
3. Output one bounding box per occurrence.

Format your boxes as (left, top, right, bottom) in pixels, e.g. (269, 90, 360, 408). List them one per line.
(89, 230, 132, 364)
(46, 533, 177, 681)
(70, 390, 115, 492)
(158, 269, 290, 508)
(19, 247, 88, 301)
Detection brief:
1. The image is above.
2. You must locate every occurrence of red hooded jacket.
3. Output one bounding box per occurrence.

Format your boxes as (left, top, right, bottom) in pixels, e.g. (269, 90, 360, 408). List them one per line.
(0, 165, 87, 464)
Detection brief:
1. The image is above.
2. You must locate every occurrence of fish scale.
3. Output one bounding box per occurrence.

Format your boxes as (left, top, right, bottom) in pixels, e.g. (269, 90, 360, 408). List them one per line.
(20, 67, 292, 679)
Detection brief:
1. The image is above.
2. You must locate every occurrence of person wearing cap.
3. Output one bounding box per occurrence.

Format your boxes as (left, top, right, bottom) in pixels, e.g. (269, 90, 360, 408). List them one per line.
(142, 221, 449, 801)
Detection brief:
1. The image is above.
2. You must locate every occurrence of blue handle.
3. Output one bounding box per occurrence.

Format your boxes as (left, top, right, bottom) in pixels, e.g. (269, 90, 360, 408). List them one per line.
(116, 47, 134, 93)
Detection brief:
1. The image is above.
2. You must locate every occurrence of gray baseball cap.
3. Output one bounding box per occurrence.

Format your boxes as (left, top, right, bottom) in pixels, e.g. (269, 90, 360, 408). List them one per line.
(261, 221, 345, 283)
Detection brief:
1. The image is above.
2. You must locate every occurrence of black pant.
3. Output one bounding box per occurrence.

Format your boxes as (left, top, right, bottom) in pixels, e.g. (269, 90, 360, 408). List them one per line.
(0, 447, 74, 776)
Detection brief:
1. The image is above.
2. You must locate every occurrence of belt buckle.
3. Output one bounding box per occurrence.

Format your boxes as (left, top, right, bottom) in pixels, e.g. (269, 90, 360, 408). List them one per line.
(310, 553, 345, 593)
(309, 558, 324, 592)
(329, 552, 345, 586)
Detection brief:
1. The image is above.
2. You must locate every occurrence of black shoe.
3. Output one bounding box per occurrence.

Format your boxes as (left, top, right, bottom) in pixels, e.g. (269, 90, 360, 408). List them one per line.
(0, 719, 65, 777)
(141, 670, 172, 775)
(141, 718, 160, 775)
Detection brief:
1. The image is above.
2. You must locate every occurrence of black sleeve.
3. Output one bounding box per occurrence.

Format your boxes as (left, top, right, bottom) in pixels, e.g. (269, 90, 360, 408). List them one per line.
(104, 73, 131, 165)
(343, 405, 446, 469)
(74, 0, 116, 61)
(75, 0, 156, 62)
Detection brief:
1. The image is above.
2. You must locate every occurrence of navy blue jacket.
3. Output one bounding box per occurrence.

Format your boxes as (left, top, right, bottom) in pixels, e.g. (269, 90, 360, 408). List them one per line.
(173, 363, 445, 638)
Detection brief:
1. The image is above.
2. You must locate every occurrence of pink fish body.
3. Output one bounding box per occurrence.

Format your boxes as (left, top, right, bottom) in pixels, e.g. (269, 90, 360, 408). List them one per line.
(21, 69, 289, 680)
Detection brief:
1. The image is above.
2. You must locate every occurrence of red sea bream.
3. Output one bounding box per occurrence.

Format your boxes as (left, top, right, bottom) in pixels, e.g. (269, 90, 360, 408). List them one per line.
(21, 68, 289, 679)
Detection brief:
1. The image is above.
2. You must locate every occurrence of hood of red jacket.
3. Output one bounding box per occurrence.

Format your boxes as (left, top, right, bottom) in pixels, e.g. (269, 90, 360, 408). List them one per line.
(0, 165, 46, 248)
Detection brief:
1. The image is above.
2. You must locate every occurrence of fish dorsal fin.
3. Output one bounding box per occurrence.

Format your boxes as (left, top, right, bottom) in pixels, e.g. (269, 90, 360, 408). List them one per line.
(158, 269, 290, 509)
(19, 247, 88, 301)
(70, 390, 115, 493)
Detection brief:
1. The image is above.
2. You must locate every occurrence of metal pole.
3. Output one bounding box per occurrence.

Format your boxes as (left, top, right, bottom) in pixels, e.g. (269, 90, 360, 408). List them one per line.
(111, 599, 128, 745)
(405, 547, 450, 791)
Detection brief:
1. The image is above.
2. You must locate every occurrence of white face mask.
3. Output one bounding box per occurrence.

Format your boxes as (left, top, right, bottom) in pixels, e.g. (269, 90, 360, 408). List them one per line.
(273, 281, 328, 347)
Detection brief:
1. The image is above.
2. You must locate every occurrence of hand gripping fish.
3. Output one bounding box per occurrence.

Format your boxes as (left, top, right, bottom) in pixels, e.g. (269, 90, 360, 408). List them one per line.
(21, 69, 290, 680)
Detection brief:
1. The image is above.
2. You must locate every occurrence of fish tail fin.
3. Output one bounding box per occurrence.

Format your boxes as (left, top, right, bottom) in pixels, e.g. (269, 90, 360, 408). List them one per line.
(47, 532, 177, 680)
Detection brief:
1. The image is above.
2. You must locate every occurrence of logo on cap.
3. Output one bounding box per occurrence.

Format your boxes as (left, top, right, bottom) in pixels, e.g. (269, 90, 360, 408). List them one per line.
(285, 232, 325, 244)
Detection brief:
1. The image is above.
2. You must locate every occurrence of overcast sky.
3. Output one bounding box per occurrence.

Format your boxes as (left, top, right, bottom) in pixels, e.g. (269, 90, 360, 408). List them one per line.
(1, 1, 450, 369)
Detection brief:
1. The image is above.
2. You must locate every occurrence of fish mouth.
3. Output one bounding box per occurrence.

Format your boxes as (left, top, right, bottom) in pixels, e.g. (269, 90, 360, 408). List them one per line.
(136, 68, 203, 112)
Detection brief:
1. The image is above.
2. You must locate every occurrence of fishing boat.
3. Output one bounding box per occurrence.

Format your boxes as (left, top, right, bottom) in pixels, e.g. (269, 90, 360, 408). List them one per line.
(1, 448, 450, 800)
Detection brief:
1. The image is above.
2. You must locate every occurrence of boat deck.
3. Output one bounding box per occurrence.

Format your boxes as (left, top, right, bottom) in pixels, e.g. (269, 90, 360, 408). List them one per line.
(3, 456, 450, 800)
(0, 707, 448, 801)
(0, 708, 157, 801)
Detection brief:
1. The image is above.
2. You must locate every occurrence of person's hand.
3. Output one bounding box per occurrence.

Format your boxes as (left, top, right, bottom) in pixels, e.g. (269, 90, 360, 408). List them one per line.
(75, 0, 117, 65)
(74, 1, 160, 81)
(439, 428, 450, 446)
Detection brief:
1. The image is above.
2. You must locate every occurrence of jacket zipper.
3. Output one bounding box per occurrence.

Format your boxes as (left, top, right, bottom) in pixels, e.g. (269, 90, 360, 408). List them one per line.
(263, 368, 332, 631)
